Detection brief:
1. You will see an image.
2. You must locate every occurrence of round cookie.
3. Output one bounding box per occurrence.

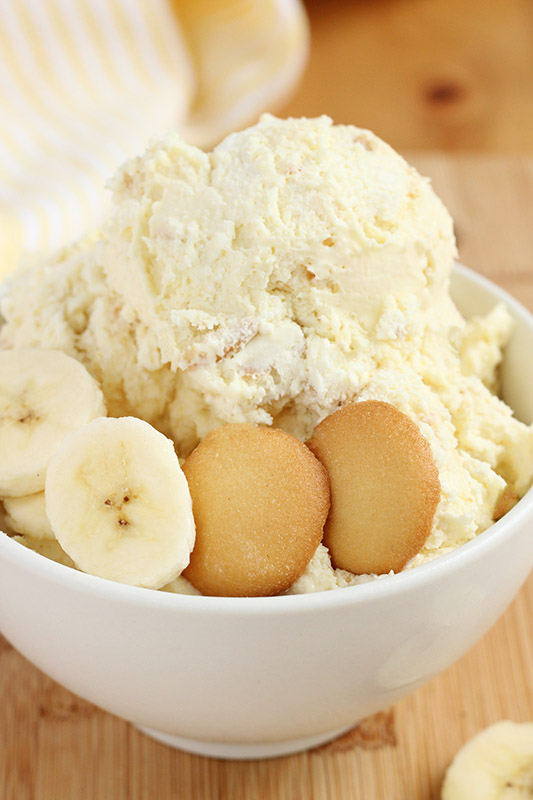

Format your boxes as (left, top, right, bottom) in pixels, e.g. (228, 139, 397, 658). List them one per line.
(307, 401, 440, 575)
(182, 423, 330, 597)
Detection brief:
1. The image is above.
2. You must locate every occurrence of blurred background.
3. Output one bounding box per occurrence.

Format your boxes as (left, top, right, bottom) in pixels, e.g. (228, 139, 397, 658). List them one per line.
(282, 0, 533, 151)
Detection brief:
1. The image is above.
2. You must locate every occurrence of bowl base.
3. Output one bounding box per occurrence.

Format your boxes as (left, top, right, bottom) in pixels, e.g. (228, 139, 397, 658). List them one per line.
(136, 723, 355, 760)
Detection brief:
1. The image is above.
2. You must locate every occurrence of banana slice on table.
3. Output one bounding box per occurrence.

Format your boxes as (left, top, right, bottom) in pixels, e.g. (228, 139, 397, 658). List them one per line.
(45, 416, 196, 589)
(442, 721, 533, 799)
(3, 492, 54, 539)
(0, 348, 106, 496)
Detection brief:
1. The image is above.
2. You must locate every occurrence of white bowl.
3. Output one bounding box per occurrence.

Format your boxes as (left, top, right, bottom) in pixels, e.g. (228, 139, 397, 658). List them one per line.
(0, 264, 532, 760)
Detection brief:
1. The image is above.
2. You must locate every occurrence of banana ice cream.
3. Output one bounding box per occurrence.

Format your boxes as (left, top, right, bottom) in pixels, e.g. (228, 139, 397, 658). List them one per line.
(1, 115, 532, 593)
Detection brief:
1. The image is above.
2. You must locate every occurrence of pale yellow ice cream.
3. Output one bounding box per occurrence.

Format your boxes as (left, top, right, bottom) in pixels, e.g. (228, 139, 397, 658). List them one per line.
(1, 115, 532, 591)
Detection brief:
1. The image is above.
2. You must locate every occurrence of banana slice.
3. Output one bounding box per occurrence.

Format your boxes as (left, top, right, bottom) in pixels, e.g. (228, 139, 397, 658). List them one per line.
(13, 534, 76, 569)
(0, 348, 106, 496)
(3, 492, 54, 539)
(442, 721, 533, 799)
(160, 576, 202, 596)
(0, 500, 15, 535)
(45, 416, 196, 589)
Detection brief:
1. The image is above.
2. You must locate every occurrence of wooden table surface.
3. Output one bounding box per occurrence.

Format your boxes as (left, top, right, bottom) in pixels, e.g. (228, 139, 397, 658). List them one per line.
(1, 155, 532, 799)
(281, 0, 533, 152)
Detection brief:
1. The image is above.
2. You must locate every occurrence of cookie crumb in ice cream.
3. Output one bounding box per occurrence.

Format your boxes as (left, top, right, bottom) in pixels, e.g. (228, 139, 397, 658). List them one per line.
(492, 487, 519, 521)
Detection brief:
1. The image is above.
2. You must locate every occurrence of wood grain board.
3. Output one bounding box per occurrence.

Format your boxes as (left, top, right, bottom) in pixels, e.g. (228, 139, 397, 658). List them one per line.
(281, 0, 533, 152)
(1, 156, 532, 799)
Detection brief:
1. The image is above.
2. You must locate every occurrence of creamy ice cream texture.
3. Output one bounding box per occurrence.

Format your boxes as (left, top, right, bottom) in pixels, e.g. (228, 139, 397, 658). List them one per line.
(1, 114, 532, 592)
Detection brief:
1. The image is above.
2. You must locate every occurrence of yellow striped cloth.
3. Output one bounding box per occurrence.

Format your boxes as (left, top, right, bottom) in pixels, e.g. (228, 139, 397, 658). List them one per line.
(0, 0, 308, 275)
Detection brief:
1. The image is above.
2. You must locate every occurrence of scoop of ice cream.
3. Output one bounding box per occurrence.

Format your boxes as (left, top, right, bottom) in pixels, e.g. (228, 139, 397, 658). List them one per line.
(106, 114, 456, 351)
(96, 114, 458, 446)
